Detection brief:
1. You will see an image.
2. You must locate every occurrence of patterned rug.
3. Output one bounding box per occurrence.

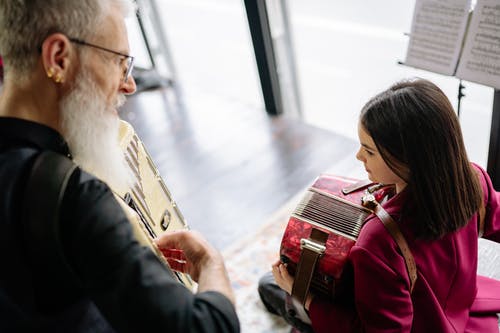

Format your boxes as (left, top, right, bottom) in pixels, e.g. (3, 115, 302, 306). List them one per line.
(222, 191, 304, 333)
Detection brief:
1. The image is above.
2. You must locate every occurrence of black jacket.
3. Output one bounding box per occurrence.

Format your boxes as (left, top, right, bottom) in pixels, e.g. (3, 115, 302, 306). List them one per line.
(0, 117, 239, 333)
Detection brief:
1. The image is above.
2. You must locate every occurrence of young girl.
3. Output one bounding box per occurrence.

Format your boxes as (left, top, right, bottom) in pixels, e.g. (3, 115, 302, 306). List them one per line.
(259, 78, 500, 332)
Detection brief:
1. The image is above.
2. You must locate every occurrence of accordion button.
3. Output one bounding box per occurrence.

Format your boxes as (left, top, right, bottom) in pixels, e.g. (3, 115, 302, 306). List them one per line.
(161, 209, 171, 230)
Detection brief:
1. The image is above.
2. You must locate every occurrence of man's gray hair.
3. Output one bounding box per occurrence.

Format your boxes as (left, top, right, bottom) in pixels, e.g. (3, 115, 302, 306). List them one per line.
(0, 0, 135, 79)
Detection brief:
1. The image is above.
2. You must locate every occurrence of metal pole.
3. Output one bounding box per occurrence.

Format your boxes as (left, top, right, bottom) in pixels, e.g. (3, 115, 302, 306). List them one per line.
(136, 6, 157, 68)
(244, 0, 284, 116)
(487, 89, 500, 189)
(280, 0, 303, 118)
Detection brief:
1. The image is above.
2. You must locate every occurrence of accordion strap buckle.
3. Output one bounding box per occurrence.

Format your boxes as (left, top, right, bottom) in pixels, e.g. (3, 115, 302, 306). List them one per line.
(361, 193, 377, 210)
(300, 238, 326, 255)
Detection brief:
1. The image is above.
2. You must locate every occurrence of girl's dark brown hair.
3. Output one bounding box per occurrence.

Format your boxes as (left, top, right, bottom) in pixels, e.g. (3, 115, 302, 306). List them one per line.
(360, 78, 482, 240)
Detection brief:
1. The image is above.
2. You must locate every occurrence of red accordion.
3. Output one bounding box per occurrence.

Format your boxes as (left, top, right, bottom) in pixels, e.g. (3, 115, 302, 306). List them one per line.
(279, 174, 393, 304)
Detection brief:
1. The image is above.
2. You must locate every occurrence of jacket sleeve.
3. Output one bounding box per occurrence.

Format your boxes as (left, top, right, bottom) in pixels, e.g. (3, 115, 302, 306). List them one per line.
(349, 245, 413, 333)
(474, 164, 500, 242)
(60, 170, 240, 333)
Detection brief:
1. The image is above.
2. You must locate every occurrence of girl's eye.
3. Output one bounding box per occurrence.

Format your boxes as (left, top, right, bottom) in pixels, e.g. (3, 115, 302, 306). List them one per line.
(365, 149, 374, 156)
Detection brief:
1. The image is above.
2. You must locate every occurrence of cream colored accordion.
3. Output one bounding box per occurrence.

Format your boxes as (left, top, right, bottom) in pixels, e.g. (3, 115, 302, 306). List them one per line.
(114, 120, 195, 290)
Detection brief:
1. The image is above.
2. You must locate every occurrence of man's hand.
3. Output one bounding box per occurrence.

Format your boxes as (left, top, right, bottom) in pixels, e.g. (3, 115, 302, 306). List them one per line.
(155, 230, 235, 305)
(155, 230, 218, 281)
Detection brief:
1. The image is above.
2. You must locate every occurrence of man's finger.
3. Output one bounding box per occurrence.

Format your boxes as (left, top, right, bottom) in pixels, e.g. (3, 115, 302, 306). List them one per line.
(154, 230, 187, 249)
(160, 248, 186, 261)
(166, 258, 188, 273)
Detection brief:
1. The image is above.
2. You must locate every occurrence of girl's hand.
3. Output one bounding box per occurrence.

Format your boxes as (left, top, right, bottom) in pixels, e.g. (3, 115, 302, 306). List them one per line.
(272, 259, 294, 295)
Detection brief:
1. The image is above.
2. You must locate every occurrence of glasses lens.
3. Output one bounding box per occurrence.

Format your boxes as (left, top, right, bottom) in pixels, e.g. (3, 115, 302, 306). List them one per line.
(124, 57, 134, 83)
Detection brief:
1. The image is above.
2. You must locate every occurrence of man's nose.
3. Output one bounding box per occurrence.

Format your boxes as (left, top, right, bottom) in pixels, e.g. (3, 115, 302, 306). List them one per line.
(120, 75, 137, 95)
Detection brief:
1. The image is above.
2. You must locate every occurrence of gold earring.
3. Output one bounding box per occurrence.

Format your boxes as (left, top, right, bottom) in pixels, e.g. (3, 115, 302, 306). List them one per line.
(47, 68, 55, 78)
(54, 73, 64, 83)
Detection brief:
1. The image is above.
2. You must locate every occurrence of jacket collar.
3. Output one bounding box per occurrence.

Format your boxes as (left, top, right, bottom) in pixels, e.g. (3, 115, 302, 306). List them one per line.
(0, 117, 71, 157)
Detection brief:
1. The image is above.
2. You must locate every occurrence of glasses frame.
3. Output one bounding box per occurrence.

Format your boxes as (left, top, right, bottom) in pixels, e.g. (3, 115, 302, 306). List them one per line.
(69, 37, 135, 83)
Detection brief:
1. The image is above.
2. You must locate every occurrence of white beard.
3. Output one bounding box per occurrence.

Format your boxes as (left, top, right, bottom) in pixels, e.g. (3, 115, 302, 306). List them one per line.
(60, 72, 132, 194)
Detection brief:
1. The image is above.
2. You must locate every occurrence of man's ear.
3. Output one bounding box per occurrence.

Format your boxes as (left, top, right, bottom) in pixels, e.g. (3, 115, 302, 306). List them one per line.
(40, 33, 74, 84)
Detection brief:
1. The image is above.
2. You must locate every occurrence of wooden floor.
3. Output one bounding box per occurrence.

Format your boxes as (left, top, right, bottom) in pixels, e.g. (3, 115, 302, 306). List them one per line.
(121, 87, 360, 250)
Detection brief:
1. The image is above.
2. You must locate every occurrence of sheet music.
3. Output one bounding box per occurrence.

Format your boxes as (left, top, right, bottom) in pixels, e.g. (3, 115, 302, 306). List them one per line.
(456, 0, 500, 89)
(405, 0, 471, 75)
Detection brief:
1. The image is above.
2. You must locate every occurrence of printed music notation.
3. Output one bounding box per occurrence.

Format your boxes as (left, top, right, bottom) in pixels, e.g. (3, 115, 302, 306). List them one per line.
(404, 0, 500, 90)
(456, 0, 500, 89)
(405, 0, 471, 76)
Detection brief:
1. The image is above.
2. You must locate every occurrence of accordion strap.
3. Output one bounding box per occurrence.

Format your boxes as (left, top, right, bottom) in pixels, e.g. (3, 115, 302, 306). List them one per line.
(291, 228, 328, 305)
(341, 179, 373, 194)
(373, 203, 417, 293)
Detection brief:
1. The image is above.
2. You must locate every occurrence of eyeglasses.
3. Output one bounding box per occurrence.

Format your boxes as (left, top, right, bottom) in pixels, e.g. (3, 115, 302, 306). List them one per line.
(69, 37, 134, 83)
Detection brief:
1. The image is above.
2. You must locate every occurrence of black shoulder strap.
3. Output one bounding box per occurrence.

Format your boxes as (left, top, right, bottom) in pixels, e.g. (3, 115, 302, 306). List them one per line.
(22, 151, 79, 283)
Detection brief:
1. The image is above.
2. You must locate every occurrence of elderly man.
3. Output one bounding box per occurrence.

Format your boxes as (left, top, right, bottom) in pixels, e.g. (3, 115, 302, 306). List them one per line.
(0, 1, 239, 332)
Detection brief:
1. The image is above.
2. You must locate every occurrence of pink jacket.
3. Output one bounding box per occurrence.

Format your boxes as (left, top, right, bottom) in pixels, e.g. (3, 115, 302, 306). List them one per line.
(309, 164, 500, 332)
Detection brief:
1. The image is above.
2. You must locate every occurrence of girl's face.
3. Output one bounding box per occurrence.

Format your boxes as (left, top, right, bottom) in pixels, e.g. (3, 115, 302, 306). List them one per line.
(356, 123, 407, 193)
